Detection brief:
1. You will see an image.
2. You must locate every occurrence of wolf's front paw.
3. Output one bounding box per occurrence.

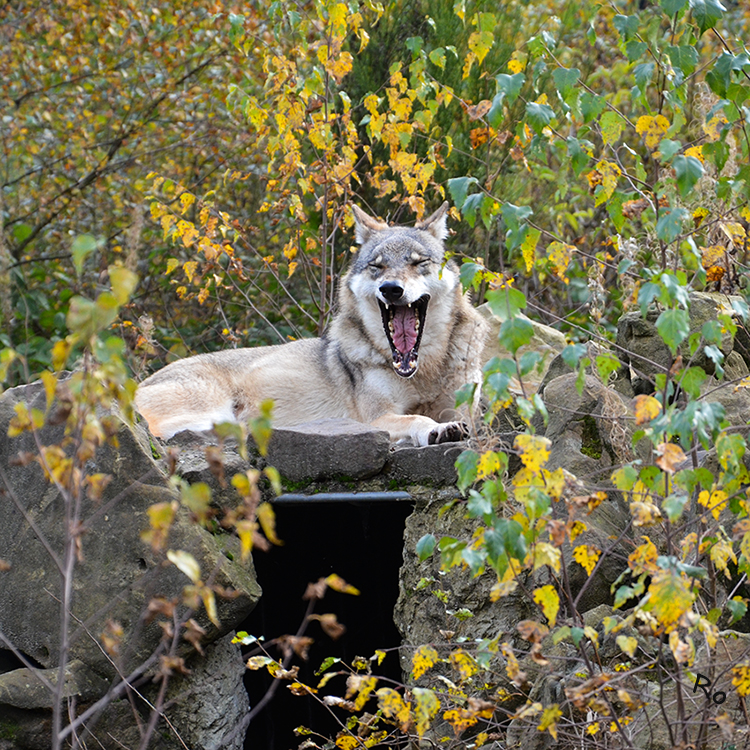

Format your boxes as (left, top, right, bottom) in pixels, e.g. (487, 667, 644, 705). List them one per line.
(427, 421, 469, 445)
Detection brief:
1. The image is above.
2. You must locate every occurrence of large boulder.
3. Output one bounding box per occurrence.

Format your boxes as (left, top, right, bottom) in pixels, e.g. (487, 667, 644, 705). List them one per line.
(0, 379, 260, 749)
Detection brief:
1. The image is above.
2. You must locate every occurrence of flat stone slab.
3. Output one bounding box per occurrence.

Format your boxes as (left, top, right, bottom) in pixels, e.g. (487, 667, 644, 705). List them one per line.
(387, 443, 464, 485)
(265, 418, 390, 482)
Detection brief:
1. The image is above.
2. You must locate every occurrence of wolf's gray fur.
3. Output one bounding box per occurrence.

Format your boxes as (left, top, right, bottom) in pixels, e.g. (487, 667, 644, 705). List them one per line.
(135, 202, 488, 446)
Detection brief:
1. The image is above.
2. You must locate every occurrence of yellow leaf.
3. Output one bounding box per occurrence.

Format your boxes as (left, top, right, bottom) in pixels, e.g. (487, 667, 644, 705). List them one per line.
(257, 502, 283, 546)
(179, 192, 196, 214)
(167, 549, 201, 584)
(490, 579, 518, 601)
(477, 450, 502, 480)
(201, 588, 220, 627)
(533, 585, 560, 627)
(710, 534, 736, 579)
(165, 258, 179, 275)
(546, 241, 576, 283)
(538, 704, 563, 740)
(335, 735, 359, 750)
(698, 489, 727, 521)
(521, 227, 540, 273)
(183, 261, 198, 284)
(449, 649, 479, 682)
(684, 145, 704, 162)
(413, 688, 440, 737)
(376, 688, 411, 731)
(616, 635, 638, 657)
(732, 662, 750, 696)
(533, 543, 561, 574)
(629, 536, 659, 575)
(720, 222, 747, 249)
(573, 544, 600, 576)
(594, 160, 622, 204)
(347, 675, 378, 710)
(513, 434, 551, 475)
(703, 111, 728, 142)
(325, 573, 360, 596)
(412, 645, 440, 680)
(655, 442, 686, 473)
(636, 114, 670, 150)
(648, 569, 693, 631)
(634, 394, 661, 425)
(508, 57, 525, 74)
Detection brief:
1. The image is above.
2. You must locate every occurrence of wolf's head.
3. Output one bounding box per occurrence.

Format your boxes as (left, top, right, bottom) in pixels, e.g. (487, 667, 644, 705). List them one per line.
(347, 202, 457, 378)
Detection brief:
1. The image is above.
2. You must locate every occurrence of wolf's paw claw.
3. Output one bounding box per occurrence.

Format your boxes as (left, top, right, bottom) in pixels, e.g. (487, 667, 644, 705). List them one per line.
(427, 421, 469, 445)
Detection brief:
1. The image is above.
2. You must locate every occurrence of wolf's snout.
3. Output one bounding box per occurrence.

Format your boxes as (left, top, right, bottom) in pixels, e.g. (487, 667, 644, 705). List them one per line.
(379, 282, 404, 304)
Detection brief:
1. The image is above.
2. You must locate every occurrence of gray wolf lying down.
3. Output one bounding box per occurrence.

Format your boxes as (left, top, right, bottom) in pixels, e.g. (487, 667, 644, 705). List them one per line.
(135, 202, 488, 446)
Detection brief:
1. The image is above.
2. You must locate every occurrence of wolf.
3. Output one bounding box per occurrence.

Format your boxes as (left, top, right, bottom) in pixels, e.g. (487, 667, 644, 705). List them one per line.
(134, 202, 488, 446)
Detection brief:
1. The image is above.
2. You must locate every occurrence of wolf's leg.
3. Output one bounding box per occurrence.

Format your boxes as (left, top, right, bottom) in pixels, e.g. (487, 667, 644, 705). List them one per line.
(370, 414, 468, 447)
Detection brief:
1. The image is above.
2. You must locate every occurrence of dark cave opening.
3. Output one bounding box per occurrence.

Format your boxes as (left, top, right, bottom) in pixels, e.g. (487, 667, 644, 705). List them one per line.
(240, 498, 413, 750)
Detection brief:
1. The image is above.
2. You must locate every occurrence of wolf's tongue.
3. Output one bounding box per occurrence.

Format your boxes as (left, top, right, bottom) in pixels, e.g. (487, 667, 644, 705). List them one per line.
(392, 305, 418, 354)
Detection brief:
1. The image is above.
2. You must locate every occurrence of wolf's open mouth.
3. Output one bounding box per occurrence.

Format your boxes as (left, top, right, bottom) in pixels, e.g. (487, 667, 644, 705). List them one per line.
(378, 294, 430, 377)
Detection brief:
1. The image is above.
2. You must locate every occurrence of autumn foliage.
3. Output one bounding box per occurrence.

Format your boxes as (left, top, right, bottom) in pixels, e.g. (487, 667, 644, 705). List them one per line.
(3, 0, 750, 747)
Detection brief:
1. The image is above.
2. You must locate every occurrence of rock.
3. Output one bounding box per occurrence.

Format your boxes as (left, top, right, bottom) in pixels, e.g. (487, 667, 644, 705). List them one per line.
(265, 418, 390, 482)
(0, 660, 108, 710)
(160, 633, 250, 750)
(477, 303, 567, 394)
(616, 291, 743, 393)
(0, 380, 261, 746)
(387, 443, 464, 485)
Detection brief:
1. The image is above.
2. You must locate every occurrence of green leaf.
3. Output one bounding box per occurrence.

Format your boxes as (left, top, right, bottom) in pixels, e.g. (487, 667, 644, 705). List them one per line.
(552, 67, 580, 103)
(447, 176, 478, 210)
(679, 366, 707, 399)
(561, 343, 587, 368)
(467, 489, 493, 519)
(72, 235, 99, 276)
(656, 308, 690, 353)
(663, 492, 689, 522)
(461, 193, 483, 228)
(486, 287, 527, 322)
(495, 72, 524, 104)
(499, 317, 534, 355)
(625, 41, 647, 61)
(613, 14, 639, 40)
(656, 207, 687, 243)
(634, 62, 655, 92)
(429, 47, 446, 69)
(487, 92, 506, 128)
(667, 44, 698, 76)
(689, 0, 726, 35)
(459, 261, 483, 291)
(580, 92, 606, 122)
(416, 534, 437, 561)
(567, 137, 591, 177)
(673, 155, 704, 197)
(596, 351, 620, 383)
(661, 0, 688, 14)
(455, 382, 477, 409)
(728, 596, 748, 624)
(657, 139, 682, 162)
(455, 449, 479, 491)
(525, 102, 555, 133)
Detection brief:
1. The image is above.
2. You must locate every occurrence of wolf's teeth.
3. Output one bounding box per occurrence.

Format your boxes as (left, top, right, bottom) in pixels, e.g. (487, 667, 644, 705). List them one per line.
(407, 302, 412, 308)
(388, 321, 394, 333)
(385, 303, 389, 310)
(415, 319, 420, 331)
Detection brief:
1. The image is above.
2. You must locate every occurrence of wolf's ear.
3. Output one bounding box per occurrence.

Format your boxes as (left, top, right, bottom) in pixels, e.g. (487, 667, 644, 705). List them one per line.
(351, 205, 388, 244)
(415, 201, 449, 241)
